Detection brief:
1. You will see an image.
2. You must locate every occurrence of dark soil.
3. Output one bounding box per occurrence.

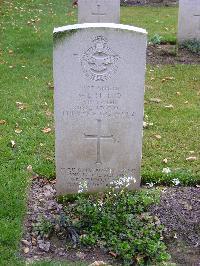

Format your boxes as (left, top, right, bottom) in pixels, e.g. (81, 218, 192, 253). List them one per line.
(21, 177, 115, 265)
(150, 187, 200, 266)
(21, 177, 200, 265)
(147, 45, 200, 65)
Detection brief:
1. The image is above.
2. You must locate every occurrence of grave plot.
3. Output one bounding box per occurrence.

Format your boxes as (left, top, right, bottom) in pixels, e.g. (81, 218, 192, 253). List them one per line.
(0, 1, 199, 265)
(21, 178, 200, 265)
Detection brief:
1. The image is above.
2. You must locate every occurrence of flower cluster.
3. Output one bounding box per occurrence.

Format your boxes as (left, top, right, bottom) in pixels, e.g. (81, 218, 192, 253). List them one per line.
(78, 180, 88, 193)
(172, 178, 180, 186)
(110, 175, 136, 189)
(162, 167, 171, 174)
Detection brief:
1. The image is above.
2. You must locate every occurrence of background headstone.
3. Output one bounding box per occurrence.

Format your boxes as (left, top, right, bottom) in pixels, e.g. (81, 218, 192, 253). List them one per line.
(178, 0, 200, 43)
(53, 23, 147, 195)
(78, 0, 120, 23)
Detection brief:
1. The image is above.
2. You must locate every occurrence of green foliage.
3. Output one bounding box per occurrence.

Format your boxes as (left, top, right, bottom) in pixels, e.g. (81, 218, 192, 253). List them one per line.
(180, 39, 200, 55)
(64, 189, 170, 265)
(142, 169, 200, 187)
(33, 216, 54, 238)
(150, 34, 163, 45)
(31, 260, 87, 266)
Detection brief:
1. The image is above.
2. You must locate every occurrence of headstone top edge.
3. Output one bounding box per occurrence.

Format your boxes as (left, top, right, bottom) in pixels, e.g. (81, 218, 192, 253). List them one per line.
(53, 23, 147, 35)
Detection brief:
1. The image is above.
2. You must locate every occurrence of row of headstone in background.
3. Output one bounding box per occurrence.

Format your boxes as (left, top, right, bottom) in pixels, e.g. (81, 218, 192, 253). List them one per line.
(78, 0, 200, 43)
(53, 0, 200, 195)
(78, 0, 120, 23)
(178, 0, 200, 43)
(54, 0, 147, 195)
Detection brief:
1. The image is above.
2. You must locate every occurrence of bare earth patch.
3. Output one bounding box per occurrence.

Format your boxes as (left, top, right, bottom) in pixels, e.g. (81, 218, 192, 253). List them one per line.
(147, 45, 200, 65)
(21, 177, 200, 265)
(150, 187, 200, 266)
(21, 177, 114, 265)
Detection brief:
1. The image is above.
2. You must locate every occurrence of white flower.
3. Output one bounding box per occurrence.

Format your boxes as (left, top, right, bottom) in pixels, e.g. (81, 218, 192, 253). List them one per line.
(146, 182, 154, 188)
(162, 167, 171, 174)
(98, 200, 103, 207)
(78, 180, 88, 193)
(172, 178, 180, 186)
(110, 176, 136, 189)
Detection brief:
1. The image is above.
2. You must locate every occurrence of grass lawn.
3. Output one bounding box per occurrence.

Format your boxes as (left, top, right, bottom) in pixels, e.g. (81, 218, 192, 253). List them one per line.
(0, 0, 199, 264)
(143, 65, 200, 185)
(121, 6, 178, 42)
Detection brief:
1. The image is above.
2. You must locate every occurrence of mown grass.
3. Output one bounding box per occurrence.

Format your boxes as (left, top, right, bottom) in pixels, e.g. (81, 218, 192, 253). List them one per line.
(143, 65, 200, 185)
(121, 6, 178, 43)
(32, 261, 87, 266)
(0, 0, 199, 265)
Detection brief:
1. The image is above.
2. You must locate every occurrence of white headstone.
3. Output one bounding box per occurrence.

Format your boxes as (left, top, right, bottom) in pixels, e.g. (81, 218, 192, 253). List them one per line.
(53, 23, 147, 195)
(178, 0, 200, 43)
(78, 0, 120, 23)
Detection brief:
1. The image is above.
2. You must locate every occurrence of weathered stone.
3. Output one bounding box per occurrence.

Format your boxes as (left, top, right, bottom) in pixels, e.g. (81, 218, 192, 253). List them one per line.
(53, 23, 147, 195)
(21, 239, 30, 246)
(38, 240, 51, 252)
(23, 247, 30, 254)
(78, 0, 120, 23)
(89, 261, 108, 266)
(178, 0, 200, 43)
(76, 251, 86, 259)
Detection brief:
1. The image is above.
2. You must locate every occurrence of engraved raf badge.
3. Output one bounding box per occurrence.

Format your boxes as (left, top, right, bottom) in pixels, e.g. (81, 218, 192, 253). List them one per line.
(81, 36, 119, 81)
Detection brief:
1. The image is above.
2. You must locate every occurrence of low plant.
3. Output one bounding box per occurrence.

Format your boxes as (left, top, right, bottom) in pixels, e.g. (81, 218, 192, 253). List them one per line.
(180, 39, 200, 54)
(142, 169, 199, 187)
(33, 216, 54, 238)
(63, 188, 170, 265)
(150, 34, 163, 45)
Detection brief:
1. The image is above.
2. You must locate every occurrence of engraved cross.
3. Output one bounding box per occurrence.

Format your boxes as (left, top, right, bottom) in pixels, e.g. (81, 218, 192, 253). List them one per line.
(92, 1, 106, 22)
(84, 119, 113, 165)
(194, 14, 200, 31)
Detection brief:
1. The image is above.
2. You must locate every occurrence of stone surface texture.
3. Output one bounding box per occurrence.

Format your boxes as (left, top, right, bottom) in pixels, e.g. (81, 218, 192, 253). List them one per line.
(178, 0, 200, 43)
(53, 23, 147, 195)
(78, 0, 120, 23)
(121, 0, 178, 5)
